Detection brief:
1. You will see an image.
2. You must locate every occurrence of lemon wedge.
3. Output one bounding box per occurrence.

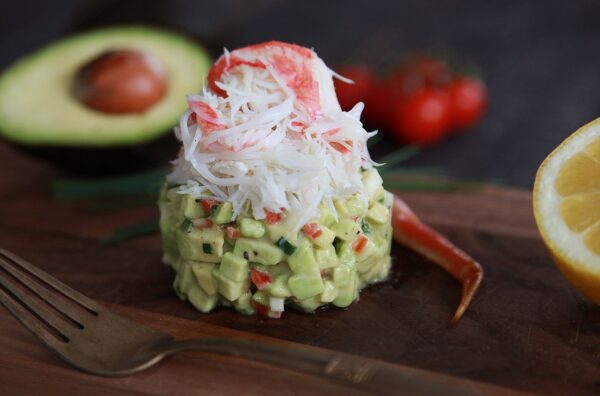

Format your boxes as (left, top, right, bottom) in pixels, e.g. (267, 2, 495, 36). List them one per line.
(533, 117, 600, 304)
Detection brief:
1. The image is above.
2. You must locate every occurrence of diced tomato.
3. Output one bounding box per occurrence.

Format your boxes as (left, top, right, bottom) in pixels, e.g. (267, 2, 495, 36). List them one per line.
(200, 199, 220, 214)
(352, 235, 368, 254)
(302, 222, 323, 240)
(252, 301, 281, 318)
(330, 140, 352, 154)
(225, 226, 241, 239)
(250, 269, 272, 290)
(265, 209, 282, 225)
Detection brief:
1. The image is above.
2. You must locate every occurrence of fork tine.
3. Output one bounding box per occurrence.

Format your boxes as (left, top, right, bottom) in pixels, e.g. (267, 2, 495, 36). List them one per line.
(0, 249, 101, 314)
(0, 267, 77, 340)
(0, 286, 68, 352)
(0, 255, 89, 327)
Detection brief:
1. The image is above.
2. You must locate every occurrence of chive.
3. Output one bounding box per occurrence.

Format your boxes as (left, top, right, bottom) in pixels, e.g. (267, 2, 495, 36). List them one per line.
(382, 179, 483, 192)
(203, 243, 212, 254)
(361, 221, 372, 235)
(210, 204, 219, 217)
(86, 195, 158, 213)
(180, 218, 193, 233)
(276, 237, 296, 256)
(100, 220, 159, 245)
(52, 170, 166, 201)
(377, 145, 421, 172)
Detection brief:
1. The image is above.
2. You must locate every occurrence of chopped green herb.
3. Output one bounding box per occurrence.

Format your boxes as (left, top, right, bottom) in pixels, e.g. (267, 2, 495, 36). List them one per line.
(361, 221, 372, 235)
(276, 237, 296, 256)
(210, 204, 219, 217)
(202, 243, 212, 254)
(180, 217, 193, 233)
(100, 220, 159, 245)
(378, 198, 385, 203)
(333, 237, 343, 254)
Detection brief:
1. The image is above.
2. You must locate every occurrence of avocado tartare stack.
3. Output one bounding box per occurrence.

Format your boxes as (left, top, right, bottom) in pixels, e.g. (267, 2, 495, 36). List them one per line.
(159, 41, 393, 317)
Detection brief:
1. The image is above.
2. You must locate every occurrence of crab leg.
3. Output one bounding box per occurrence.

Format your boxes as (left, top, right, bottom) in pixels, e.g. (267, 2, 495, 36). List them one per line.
(391, 196, 483, 325)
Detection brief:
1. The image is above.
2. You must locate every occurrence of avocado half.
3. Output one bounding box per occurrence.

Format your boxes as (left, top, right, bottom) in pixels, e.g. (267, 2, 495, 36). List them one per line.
(0, 26, 212, 174)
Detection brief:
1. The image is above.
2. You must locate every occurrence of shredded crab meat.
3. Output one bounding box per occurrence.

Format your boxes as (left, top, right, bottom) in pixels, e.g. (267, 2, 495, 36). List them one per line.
(168, 41, 378, 226)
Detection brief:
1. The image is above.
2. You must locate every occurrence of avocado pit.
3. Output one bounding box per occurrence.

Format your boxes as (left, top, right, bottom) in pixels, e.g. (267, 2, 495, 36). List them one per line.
(75, 49, 167, 114)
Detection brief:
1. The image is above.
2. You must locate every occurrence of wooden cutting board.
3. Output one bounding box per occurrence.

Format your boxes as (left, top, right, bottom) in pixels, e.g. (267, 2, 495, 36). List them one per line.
(0, 142, 598, 395)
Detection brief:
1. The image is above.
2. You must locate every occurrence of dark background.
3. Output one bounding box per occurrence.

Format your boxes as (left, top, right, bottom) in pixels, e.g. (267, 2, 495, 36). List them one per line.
(2, 0, 600, 188)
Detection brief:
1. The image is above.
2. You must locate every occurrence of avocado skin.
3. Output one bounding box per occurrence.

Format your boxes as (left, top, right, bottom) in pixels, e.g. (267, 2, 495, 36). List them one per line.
(18, 132, 177, 175)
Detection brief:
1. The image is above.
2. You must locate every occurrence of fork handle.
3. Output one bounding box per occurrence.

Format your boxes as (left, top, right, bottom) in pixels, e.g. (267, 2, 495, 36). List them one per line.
(162, 338, 490, 395)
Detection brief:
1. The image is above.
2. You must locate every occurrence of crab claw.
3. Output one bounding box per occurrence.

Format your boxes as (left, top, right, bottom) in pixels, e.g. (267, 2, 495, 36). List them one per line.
(391, 196, 483, 325)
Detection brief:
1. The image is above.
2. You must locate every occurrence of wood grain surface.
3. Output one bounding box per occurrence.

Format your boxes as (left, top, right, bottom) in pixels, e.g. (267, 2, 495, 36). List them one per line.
(0, 142, 598, 395)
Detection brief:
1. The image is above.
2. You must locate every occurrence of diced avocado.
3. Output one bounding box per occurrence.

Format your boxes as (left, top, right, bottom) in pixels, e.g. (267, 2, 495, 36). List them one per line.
(366, 202, 389, 225)
(251, 290, 269, 306)
(239, 218, 265, 238)
(174, 261, 195, 295)
(362, 169, 384, 201)
(187, 283, 218, 313)
(265, 220, 298, 244)
(268, 273, 292, 297)
(191, 262, 217, 295)
(233, 237, 284, 266)
(355, 237, 382, 273)
(331, 218, 361, 241)
(212, 202, 234, 224)
(359, 256, 392, 285)
(288, 240, 319, 274)
(315, 245, 339, 270)
(180, 194, 204, 219)
(212, 268, 250, 301)
(233, 291, 254, 314)
(288, 272, 324, 300)
(176, 226, 224, 263)
(320, 280, 338, 303)
(337, 242, 357, 269)
(346, 196, 367, 217)
(333, 265, 351, 288)
(294, 295, 322, 311)
(319, 207, 336, 227)
(311, 225, 336, 249)
(219, 252, 249, 282)
(333, 273, 359, 308)
(165, 188, 181, 203)
(333, 199, 348, 217)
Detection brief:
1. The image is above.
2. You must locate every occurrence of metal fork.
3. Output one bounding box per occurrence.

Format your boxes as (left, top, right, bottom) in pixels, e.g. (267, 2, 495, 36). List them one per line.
(0, 248, 487, 395)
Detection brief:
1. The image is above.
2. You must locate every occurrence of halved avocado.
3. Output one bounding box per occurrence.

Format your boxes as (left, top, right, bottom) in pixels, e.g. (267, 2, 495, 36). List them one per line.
(0, 26, 211, 173)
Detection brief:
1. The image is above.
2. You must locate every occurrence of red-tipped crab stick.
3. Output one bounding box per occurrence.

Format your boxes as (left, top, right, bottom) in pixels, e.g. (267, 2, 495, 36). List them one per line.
(391, 196, 483, 325)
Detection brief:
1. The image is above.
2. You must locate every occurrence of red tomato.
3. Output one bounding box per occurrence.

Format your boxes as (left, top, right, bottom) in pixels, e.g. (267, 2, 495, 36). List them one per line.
(409, 54, 452, 85)
(391, 88, 452, 145)
(200, 199, 220, 214)
(302, 223, 323, 240)
(334, 67, 376, 111)
(225, 226, 241, 239)
(352, 235, 368, 254)
(264, 209, 282, 224)
(250, 269, 272, 290)
(447, 77, 487, 130)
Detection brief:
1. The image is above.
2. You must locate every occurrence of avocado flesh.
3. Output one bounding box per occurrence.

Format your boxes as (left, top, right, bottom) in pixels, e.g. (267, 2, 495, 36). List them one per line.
(159, 169, 394, 317)
(0, 26, 212, 147)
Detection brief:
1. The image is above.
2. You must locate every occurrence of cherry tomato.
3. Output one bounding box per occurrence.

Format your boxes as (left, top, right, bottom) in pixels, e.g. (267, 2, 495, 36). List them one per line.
(408, 54, 452, 85)
(391, 88, 452, 145)
(334, 67, 376, 111)
(447, 77, 487, 130)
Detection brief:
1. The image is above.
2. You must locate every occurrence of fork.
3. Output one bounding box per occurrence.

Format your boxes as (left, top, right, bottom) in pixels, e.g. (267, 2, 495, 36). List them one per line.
(0, 248, 485, 395)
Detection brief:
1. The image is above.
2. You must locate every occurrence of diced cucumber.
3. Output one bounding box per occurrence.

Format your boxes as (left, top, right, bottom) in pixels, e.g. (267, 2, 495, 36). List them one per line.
(180, 194, 205, 219)
(355, 238, 382, 273)
(362, 169, 384, 201)
(288, 240, 318, 274)
(211, 202, 234, 224)
(239, 218, 266, 238)
(315, 245, 339, 270)
(332, 273, 359, 308)
(212, 268, 250, 301)
(176, 227, 224, 263)
(311, 225, 336, 248)
(190, 262, 217, 295)
(219, 252, 249, 282)
(174, 261, 195, 295)
(366, 202, 389, 225)
(251, 290, 269, 306)
(233, 237, 284, 266)
(268, 273, 292, 297)
(293, 295, 322, 311)
(320, 280, 338, 303)
(333, 265, 351, 288)
(331, 218, 361, 241)
(359, 256, 392, 285)
(333, 199, 348, 217)
(288, 272, 324, 299)
(337, 242, 357, 269)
